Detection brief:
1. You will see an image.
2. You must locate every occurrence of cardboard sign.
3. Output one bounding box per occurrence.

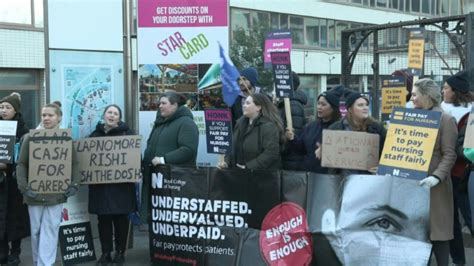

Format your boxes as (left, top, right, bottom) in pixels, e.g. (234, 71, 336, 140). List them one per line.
(264, 30, 292, 68)
(381, 77, 407, 122)
(271, 52, 293, 98)
(59, 221, 96, 265)
(407, 28, 425, 76)
(0, 120, 17, 164)
(74, 135, 141, 184)
(464, 105, 474, 148)
(321, 130, 380, 171)
(28, 129, 72, 194)
(204, 109, 232, 154)
(378, 107, 441, 180)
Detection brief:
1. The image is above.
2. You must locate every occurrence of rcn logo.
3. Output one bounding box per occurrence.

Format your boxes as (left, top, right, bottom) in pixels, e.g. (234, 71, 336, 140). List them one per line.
(152, 172, 163, 189)
(393, 169, 400, 176)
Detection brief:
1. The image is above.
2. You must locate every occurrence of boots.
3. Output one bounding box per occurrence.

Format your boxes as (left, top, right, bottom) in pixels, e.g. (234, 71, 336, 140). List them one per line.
(112, 251, 125, 265)
(97, 252, 112, 265)
(6, 240, 21, 266)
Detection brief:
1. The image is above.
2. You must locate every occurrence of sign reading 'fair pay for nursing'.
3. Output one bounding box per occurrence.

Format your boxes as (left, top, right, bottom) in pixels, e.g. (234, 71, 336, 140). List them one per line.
(321, 130, 380, 171)
(378, 107, 441, 180)
(74, 136, 142, 184)
(28, 129, 72, 194)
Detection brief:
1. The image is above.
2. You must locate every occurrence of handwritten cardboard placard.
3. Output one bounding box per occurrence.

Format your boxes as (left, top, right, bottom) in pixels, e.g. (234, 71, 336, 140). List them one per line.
(74, 135, 141, 184)
(378, 107, 441, 180)
(321, 130, 379, 171)
(28, 129, 72, 194)
(463, 105, 474, 149)
(0, 120, 17, 164)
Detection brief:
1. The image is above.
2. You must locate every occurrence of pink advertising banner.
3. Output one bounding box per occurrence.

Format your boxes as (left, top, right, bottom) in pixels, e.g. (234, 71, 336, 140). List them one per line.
(138, 0, 228, 28)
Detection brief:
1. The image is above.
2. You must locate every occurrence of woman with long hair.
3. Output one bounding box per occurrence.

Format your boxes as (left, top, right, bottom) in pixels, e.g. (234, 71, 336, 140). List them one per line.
(0, 93, 30, 266)
(412, 78, 458, 266)
(16, 102, 79, 266)
(88, 104, 137, 265)
(286, 86, 343, 173)
(220, 93, 285, 170)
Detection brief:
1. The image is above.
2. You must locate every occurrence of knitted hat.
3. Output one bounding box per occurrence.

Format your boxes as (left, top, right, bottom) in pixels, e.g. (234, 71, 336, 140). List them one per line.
(345, 90, 368, 108)
(292, 71, 300, 91)
(240, 67, 258, 87)
(446, 70, 470, 93)
(318, 85, 344, 109)
(0, 93, 21, 113)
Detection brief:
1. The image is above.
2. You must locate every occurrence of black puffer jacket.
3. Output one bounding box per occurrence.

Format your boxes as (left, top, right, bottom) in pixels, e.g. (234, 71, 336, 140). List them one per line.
(0, 113, 30, 241)
(88, 122, 138, 215)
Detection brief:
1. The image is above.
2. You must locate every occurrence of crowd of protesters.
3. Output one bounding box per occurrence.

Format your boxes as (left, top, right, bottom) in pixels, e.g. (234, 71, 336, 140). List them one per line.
(0, 66, 473, 266)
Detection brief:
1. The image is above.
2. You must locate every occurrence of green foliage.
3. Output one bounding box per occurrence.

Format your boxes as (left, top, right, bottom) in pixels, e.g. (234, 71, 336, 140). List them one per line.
(230, 25, 274, 94)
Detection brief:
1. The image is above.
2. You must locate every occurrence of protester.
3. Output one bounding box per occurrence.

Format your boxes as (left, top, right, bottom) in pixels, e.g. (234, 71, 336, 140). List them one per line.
(440, 70, 473, 265)
(220, 93, 285, 170)
(411, 78, 458, 266)
(16, 102, 79, 266)
(88, 105, 137, 265)
(392, 69, 414, 108)
(327, 90, 386, 174)
(286, 86, 343, 173)
(278, 71, 308, 170)
(141, 91, 199, 223)
(0, 93, 30, 266)
(231, 67, 259, 125)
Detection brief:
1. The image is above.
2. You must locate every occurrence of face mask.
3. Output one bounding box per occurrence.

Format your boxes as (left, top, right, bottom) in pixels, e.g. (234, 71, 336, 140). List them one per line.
(327, 231, 432, 265)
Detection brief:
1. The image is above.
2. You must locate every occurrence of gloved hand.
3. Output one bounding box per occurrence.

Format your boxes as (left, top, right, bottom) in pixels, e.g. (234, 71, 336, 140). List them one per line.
(24, 189, 38, 199)
(64, 186, 78, 198)
(419, 176, 440, 188)
(151, 156, 165, 166)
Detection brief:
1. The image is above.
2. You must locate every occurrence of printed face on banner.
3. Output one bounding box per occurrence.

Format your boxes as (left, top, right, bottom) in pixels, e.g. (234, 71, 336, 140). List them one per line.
(327, 175, 431, 265)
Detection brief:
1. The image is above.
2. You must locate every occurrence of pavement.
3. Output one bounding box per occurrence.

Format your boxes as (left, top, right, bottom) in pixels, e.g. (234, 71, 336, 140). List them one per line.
(15, 226, 474, 265)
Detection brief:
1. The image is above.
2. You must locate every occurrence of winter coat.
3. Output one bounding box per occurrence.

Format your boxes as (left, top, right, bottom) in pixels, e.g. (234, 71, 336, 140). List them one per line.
(16, 128, 80, 206)
(231, 95, 245, 127)
(279, 90, 308, 170)
(143, 105, 199, 167)
(288, 119, 335, 173)
(0, 114, 30, 241)
(327, 117, 386, 175)
(226, 115, 282, 170)
(450, 112, 470, 178)
(88, 122, 138, 215)
(427, 107, 458, 241)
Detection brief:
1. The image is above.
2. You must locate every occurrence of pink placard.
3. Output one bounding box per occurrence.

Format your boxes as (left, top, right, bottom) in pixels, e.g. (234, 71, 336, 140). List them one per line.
(138, 0, 228, 28)
(264, 38, 292, 65)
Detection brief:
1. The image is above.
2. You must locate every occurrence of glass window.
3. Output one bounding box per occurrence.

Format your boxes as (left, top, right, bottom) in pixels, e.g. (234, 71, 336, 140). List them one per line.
(352, 0, 362, 3)
(290, 16, 304, 45)
(305, 18, 319, 46)
(388, 28, 398, 46)
(377, 0, 388, 7)
(363, 0, 369, 5)
(0, 0, 32, 25)
(431, 0, 437, 15)
(320, 19, 328, 48)
(399, 0, 405, 11)
(231, 9, 251, 33)
(370, 0, 376, 7)
(412, 0, 421, 12)
(280, 14, 288, 29)
(252, 12, 270, 29)
(336, 21, 349, 48)
(0, 70, 37, 87)
(422, 0, 430, 13)
(390, 0, 399, 9)
(271, 13, 279, 30)
(451, 0, 459, 15)
(33, 0, 43, 27)
(441, 0, 449, 16)
(328, 20, 336, 48)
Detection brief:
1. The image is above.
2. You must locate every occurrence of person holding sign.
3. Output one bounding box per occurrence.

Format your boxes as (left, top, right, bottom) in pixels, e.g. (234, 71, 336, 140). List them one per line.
(440, 70, 473, 265)
(328, 90, 386, 174)
(87, 104, 137, 265)
(0, 93, 30, 266)
(142, 92, 199, 222)
(220, 93, 285, 170)
(411, 78, 458, 266)
(16, 102, 79, 266)
(285, 86, 343, 173)
(231, 67, 259, 126)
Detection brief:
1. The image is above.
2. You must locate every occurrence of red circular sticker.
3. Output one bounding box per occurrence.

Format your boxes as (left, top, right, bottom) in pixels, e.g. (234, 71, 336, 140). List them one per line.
(259, 202, 312, 266)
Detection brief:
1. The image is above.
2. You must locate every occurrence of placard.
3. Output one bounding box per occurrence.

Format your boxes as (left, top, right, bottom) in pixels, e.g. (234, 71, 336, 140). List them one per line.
(407, 28, 425, 76)
(28, 129, 72, 194)
(321, 130, 380, 171)
(378, 107, 441, 180)
(264, 30, 292, 68)
(271, 52, 293, 98)
(0, 120, 17, 164)
(463, 105, 474, 148)
(381, 77, 407, 121)
(59, 221, 96, 265)
(204, 109, 232, 154)
(74, 135, 142, 184)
